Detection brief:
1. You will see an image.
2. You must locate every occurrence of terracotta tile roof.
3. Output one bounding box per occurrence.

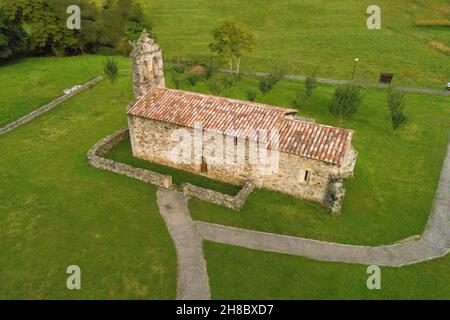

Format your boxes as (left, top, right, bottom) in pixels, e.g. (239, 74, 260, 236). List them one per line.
(128, 87, 353, 166)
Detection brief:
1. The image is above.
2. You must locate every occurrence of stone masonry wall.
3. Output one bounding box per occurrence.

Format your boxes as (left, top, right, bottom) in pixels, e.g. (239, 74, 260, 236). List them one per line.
(0, 76, 103, 136)
(130, 31, 165, 99)
(87, 128, 172, 189)
(128, 115, 348, 212)
(182, 180, 255, 211)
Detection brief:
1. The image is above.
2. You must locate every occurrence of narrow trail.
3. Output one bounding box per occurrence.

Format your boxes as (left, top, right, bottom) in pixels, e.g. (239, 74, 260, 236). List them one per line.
(194, 138, 450, 267)
(156, 188, 211, 300)
(220, 69, 450, 96)
(195, 221, 448, 267)
(155, 139, 449, 298)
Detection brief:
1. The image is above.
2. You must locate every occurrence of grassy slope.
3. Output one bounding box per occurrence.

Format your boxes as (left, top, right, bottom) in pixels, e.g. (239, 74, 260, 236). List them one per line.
(204, 242, 450, 299)
(0, 55, 107, 127)
(102, 68, 450, 246)
(184, 74, 450, 245)
(140, 0, 450, 88)
(0, 60, 176, 299)
(0, 54, 448, 298)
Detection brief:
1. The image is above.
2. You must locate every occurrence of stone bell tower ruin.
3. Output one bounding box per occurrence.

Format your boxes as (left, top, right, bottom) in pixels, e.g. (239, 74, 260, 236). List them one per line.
(130, 30, 165, 99)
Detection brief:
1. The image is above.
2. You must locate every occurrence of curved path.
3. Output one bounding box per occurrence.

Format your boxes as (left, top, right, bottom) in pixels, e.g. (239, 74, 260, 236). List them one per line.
(195, 221, 448, 267)
(195, 138, 450, 267)
(155, 140, 449, 298)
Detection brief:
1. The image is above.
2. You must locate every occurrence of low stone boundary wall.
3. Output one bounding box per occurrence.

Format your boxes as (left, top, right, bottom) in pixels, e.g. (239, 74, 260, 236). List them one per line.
(0, 76, 104, 136)
(182, 181, 255, 211)
(87, 128, 172, 189)
(88, 129, 255, 209)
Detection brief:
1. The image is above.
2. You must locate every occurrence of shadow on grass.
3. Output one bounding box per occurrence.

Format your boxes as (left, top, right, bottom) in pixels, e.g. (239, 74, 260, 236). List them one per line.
(106, 137, 242, 195)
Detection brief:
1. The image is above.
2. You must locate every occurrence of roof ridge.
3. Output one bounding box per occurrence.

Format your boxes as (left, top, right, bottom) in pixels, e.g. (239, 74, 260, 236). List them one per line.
(285, 115, 354, 134)
(151, 87, 298, 115)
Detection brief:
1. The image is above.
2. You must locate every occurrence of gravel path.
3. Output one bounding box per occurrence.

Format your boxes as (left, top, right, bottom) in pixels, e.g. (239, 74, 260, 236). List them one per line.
(195, 222, 448, 267)
(154, 137, 450, 299)
(220, 69, 450, 96)
(195, 139, 450, 267)
(156, 188, 211, 300)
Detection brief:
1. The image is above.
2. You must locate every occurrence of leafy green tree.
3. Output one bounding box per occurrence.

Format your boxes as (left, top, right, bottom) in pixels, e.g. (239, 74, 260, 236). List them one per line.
(171, 72, 182, 89)
(1, 0, 151, 58)
(245, 89, 257, 102)
(259, 70, 284, 95)
(187, 74, 201, 86)
(387, 90, 407, 131)
(210, 20, 256, 74)
(127, 21, 152, 43)
(304, 73, 318, 98)
(206, 76, 222, 95)
(103, 57, 118, 83)
(99, 0, 151, 55)
(329, 84, 362, 123)
(220, 76, 234, 94)
(0, 6, 28, 60)
(0, 11, 11, 59)
(292, 73, 318, 108)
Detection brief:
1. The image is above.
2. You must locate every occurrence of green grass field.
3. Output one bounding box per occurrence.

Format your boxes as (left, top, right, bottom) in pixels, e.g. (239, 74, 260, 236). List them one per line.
(0, 55, 108, 127)
(167, 74, 449, 246)
(0, 59, 176, 299)
(138, 0, 450, 88)
(0, 35, 449, 298)
(100, 69, 450, 246)
(205, 242, 450, 299)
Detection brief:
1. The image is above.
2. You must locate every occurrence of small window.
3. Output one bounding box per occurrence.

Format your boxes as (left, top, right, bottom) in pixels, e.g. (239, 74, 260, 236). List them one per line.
(304, 170, 311, 184)
(234, 136, 238, 146)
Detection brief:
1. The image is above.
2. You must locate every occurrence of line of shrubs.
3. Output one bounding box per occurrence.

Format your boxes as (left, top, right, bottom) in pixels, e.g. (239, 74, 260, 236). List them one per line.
(166, 61, 407, 132)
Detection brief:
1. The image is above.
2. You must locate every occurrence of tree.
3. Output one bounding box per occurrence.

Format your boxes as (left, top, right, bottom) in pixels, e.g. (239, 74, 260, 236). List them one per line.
(206, 76, 222, 95)
(304, 73, 318, 98)
(245, 89, 257, 102)
(1, 0, 151, 58)
(99, 0, 151, 55)
(210, 20, 256, 74)
(259, 70, 284, 95)
(0, 6, 27, 61)
(171, 72, 182, 89)
(387, 90, 407, 131)
(0, 13, 11, 59)
(103, 57, 118, 83)
(293, 73, 318, 108)
(329, 84, 362, 123)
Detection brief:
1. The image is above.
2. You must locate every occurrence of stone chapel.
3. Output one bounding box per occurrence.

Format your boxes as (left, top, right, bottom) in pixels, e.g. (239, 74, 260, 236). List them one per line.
(127, 30, 358, 213)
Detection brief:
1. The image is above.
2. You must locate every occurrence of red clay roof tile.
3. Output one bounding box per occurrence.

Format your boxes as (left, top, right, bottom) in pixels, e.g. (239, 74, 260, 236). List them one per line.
(128, 87, 353, 166)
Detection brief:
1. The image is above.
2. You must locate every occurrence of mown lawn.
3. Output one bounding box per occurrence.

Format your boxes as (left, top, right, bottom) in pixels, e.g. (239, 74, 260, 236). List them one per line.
(0, 55, 116, 127)
(180, 73, 450, 245)
(139, 0, 450, 88)
(204, 242, 450, 299)
(1, 55, 448, 299)
(0, 66, 176, 299)
(104, 66, 450, 246)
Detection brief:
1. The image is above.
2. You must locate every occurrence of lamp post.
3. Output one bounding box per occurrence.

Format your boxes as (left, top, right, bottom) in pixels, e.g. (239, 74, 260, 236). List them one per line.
(351, 58, 359, 81)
